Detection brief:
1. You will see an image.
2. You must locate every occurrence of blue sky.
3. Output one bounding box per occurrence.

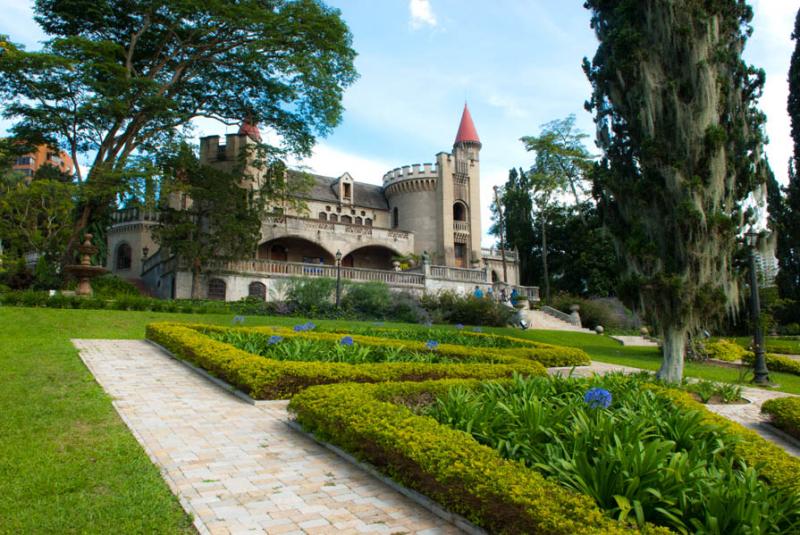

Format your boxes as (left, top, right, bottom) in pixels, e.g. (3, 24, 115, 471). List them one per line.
(1, 0, 798, 245)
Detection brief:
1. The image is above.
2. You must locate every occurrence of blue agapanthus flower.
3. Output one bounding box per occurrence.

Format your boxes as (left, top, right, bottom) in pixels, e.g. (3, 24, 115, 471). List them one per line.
(304, 321, 316, 330)
(455, 323, 464, 330)
(584, 388, 612, 409)
(267, 335, 283, 345)
(232, 315, 245, 325)
(340, 335, 354, 346)
(472, 326, 483, 333)
(293, 321, 317, 332)
(293, 324, 305, 332)
(426, 340, 439, 351)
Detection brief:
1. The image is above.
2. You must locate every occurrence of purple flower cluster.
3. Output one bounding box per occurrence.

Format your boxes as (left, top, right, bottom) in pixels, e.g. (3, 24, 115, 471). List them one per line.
(472, 327, 482, 333)
(267, 335, 283, 345)
(293, 321, 316, 332)
(455, 323, 464, 330)
(232, 315, 246, 325)
(426, 340, 439, 351)
(583, 388, 612, 409)
(340, 335, 354, 346)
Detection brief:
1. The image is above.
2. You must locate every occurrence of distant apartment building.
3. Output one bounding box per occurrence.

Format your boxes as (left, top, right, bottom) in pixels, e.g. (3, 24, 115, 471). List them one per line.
(12, 144, 74, 180)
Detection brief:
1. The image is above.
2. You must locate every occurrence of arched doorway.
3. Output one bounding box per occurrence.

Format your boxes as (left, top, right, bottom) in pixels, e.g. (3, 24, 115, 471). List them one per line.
(453, 201, 467, 221)
(115, 243, 132, 271)
(248, 281, 266, 300)
(343, 245, 399, 270)
(257, 237, 335, 265)
(208, 278, 226, 300)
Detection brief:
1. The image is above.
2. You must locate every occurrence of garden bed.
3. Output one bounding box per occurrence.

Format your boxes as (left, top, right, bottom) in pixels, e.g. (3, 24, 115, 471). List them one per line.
(145, 322, 548, 399)
(290, 374, 800, 534)
(762, 397, 800, 441)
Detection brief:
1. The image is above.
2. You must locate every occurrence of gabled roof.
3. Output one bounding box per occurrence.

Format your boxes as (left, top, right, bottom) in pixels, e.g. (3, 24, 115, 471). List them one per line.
(287, 171, 388, 210)
(454, 103, 480, 145)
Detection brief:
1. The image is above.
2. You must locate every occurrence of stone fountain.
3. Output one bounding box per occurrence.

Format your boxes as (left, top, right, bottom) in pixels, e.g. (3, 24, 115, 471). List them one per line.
(65, 233, 108, 296)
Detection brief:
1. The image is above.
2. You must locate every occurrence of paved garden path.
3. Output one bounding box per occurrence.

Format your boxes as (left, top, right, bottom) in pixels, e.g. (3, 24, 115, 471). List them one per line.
(550, 361, 800, 458)
(73, 339, 460, 535)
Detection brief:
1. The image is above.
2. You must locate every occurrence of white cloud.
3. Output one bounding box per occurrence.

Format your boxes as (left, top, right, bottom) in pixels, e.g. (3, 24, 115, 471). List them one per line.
(288, 143, 392, 185)
(409, 0, 437, 30)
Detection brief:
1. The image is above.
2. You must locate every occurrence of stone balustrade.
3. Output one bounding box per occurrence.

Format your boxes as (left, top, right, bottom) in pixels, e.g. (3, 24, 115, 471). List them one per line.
(429, 265, 488, 283)
(481, 246, 518, 262)
(111, 206, 160, 225)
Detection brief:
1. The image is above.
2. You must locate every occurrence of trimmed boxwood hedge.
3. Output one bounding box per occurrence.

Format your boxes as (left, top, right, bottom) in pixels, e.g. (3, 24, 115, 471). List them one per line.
(762, 397, 800, 442)
(289, 379, 665, 535)
(743, 352, 800, 376)
(290, 379, 800, 534)
(146, 322, 547, 399)
(312, 326, 591, 367)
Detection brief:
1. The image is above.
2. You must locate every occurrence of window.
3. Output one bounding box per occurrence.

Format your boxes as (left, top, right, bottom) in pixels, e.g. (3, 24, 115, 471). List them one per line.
(340, 215, 352, 224)
(361, 210, 366, 216)
(365, 218, 372, 227)
(453, 202, 467, 221)
(355, 217, 362, 225)
(392, 207, 399, 228)
(454, 243, 467, 268)
(248, 281, 266, 300)
(208, 278, 227, 300)
(343, 182, 352, 199)
(15, 156, 32, 165)
(330, 214, 339, 222)
(115, 243, 132, 270)
(318, 212, 328, 221)
(325, 205, 331, 211)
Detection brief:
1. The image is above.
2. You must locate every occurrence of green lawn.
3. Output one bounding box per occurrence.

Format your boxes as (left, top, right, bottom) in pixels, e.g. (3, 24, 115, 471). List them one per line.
(1, 306, 797, 532)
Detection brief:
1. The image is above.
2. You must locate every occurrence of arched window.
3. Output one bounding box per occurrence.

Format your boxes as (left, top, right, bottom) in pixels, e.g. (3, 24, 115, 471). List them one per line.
(354, 217, 362, 225)
(208, 278, 227, 301)
(248, 281, 266, 300)
(392, 207, 399, 228)
(453, 202, 467, 221)
(318, 212, 327, 221)
(330, 214, 339, 222)
(340, 215, 352, 224)
(365, 218, 373, 227)
(116, 243, 132, 270)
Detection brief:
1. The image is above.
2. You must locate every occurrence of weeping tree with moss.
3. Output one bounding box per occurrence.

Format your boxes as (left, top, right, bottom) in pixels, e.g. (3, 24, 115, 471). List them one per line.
(583, 0, 767, 382)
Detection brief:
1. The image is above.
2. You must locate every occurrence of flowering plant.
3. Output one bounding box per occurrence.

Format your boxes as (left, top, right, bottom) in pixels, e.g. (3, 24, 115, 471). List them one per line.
(583, 387, 612, 409)
(267, 335, 283, 345)
(426, 340, 439, 351)
(340, 335, 354, 346)
(293, 321, 317, 332)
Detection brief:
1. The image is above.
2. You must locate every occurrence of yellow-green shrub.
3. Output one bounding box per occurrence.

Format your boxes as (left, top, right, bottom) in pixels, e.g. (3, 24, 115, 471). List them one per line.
(146, 322, 547, 399)
(743, 352, 800, 376)
(762, 397, 800, 441)
(703, 339, 751, 362)
(289, 380, 650, 535)
(247, 326, 590, 367)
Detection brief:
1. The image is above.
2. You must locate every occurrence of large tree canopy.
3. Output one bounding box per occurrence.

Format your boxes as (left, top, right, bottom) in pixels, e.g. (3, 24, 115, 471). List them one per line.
(0, 0, 357, 253)
(584, 0, 767, 382)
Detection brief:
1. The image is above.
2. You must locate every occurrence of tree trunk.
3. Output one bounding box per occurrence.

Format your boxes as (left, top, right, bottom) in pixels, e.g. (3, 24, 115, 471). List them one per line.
(657, 326, 686, 383)
(541, 219, 550, 302)
(190, 258, 202, 299)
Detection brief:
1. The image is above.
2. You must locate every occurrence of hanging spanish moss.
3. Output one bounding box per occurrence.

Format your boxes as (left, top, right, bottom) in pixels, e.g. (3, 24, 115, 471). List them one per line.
(583, 0, 767, 382)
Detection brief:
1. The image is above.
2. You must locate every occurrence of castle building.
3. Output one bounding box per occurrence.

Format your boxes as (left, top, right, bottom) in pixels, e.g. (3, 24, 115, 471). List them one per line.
(107, 105, 535, 301)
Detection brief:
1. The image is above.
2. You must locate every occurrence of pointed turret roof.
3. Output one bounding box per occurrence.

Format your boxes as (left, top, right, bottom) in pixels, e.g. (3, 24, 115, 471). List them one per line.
(238, 119, 262, 142)
(454, 103, 480, 146)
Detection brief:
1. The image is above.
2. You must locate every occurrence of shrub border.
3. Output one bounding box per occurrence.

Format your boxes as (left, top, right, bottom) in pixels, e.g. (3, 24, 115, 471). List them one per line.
(145, 322, 547, 399)
(761, 396, 800, 442)
(289, 379, 800, 534)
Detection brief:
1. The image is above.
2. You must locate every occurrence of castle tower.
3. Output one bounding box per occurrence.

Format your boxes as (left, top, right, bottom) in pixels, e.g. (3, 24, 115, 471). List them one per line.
(435, 103, 482, 267)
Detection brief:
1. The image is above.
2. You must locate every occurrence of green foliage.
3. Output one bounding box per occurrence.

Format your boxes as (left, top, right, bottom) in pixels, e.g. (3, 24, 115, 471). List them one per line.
(743, 352, 800, 377)
(781, 9, 800, 300)
(82, 274, 140, 298)
(550, 294, 635, 330)
(702, 339, 752, 362)
(146, 322, 547, 399)
(419, 290, 515, 326)
(340, 281, 392, 319)
(0, 1, 357, 242)
(428, 375, 799, 533)
(762, 397, 800, 441)
(583, 0, 767, 381)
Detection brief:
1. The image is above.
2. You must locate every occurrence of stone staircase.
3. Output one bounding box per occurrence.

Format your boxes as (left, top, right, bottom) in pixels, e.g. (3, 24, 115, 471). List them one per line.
(519, 308, 595, 333)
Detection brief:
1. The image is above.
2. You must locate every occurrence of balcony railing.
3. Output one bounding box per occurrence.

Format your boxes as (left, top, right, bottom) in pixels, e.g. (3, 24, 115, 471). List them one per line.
(429, 265, 487, 283)
(264, 215, 412, 242)
(453, 221, 469, 233)
(111, 206, 160, 224)
(206, 258, 426, 287)
(481, 246, 518, 262)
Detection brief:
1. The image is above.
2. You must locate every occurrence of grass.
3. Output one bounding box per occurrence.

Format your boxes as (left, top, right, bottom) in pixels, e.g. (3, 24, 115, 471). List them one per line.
(1, 306, 796, 532)
(725, 336, 800, 356)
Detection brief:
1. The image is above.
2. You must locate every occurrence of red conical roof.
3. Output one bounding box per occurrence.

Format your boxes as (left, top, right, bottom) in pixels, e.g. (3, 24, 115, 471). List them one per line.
(238, 119, 262, 142)
(454, 103, 480, 145)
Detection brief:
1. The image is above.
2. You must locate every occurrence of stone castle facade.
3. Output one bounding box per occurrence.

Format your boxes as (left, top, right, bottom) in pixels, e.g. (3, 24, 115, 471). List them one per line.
(106, 105, 533, 301)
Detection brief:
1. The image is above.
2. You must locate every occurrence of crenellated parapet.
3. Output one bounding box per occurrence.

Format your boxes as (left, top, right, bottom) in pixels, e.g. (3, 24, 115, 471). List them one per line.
(383, 163, 439, 196)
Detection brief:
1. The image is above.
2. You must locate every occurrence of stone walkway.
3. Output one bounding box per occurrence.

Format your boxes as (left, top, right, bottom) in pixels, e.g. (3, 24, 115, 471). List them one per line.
(551, 361, 800, 457)
(73, 339, 460, 535)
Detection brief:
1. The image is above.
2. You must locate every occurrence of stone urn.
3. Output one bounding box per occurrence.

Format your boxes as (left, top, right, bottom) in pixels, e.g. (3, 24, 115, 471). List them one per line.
(64, 233, 108, 296)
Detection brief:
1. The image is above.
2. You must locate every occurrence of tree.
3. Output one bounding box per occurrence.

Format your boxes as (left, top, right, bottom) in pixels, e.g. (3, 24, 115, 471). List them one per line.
(0, 178, 76, 283)
(0, 0, 357, 260)
(584, 0, 767, 382)
(152, 143, 304, 299)
(780, 8, 800, 300)
(490, 168, 536, 284)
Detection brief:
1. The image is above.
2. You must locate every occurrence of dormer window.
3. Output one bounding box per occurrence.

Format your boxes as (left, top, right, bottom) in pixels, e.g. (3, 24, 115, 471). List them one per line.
(337, 172, 354, 205)
(343, 182, 351, 199)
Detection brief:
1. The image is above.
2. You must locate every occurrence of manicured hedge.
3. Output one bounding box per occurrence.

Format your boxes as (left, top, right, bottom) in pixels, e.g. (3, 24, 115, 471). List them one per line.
(312, 327, 592, 368)
(146, 322, 547, 399)
(289, 380, 663, 535)
(647, 385, 800, 495)
(762, 397, 800, 441)
(703, 339, 751, 362)
(290, 379, 800, 533)
(743, 352, 800, 376)
(253, 326, 590, 368)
